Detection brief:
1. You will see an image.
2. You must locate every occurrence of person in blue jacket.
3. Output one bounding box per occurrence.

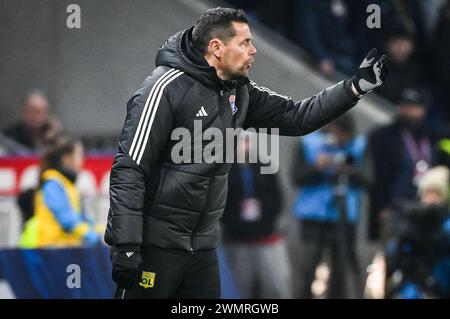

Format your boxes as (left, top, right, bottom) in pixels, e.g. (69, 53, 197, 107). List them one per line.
(20, 136, 101, 248)
(291, 113, 369, 298)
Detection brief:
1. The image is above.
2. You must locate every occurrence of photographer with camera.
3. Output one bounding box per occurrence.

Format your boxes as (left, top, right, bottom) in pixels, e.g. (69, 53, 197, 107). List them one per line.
(291, 113, 369, 298)
(384, 166, 450, 298)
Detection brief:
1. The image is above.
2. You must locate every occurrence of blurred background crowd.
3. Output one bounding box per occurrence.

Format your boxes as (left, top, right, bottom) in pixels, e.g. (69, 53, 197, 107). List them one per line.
(231, 0, 450, 129)
(1, 0, 450, 299)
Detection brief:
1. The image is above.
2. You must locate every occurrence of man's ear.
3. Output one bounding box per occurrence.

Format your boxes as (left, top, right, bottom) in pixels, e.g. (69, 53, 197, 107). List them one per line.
(208, 38, 222, 59)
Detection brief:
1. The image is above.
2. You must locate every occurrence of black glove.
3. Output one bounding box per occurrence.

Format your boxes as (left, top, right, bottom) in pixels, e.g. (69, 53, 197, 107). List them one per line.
(351, 48, 389, 96)
(111, 245, 142, 289)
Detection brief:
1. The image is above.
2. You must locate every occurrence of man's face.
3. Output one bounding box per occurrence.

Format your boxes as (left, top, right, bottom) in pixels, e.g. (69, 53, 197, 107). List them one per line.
(220, 22, 257, 79)
(398, 103, 426, 125)
(387, 37, 413, 64)
(421, 189, 445, 205)
(22, 94, 49, 129)
(326, 124, 351, 146)
(62, 142, 85, 174)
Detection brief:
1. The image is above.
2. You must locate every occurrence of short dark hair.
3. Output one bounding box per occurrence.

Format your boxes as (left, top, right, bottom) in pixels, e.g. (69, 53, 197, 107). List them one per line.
(40, 135, 81, 183)
(192, 7, 248, 53)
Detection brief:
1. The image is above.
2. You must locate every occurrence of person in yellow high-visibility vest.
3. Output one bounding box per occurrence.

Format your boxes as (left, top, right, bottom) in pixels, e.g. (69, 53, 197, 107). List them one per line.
(20, 136, 102, 248)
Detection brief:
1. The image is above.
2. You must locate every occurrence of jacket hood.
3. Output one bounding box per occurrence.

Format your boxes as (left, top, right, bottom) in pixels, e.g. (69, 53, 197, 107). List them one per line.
(155, 27, 248, 90)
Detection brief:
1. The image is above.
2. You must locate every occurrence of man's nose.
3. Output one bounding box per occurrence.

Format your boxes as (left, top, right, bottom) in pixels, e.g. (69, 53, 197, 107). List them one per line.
(249, 43, 257, 56)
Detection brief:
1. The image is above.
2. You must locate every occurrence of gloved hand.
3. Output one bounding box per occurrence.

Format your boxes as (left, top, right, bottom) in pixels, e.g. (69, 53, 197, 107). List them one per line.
(351, 48, 389, 96)
(111, 246, 142, 289)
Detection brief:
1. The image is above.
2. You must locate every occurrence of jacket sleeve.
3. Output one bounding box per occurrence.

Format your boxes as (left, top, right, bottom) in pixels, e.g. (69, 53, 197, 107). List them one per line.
(104, 69, 183, 249)
(244, 79, 360, 135)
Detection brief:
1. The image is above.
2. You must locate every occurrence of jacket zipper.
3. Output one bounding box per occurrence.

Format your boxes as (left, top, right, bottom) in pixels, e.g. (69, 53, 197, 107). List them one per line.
(219, 89, 226, 136)
(190, 177, 213, 253)
(190, 89, 225, 253)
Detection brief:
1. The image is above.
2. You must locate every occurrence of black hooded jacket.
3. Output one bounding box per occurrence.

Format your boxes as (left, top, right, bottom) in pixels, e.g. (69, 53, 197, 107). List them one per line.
(104, 27, 360, 252)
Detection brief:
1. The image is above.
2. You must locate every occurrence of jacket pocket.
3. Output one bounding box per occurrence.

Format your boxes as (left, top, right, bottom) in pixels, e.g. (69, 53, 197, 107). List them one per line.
(151, 167, 209, 214)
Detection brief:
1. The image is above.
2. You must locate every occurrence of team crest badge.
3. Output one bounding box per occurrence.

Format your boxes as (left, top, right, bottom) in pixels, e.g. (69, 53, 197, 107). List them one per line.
(229, 94, 238, 115)
(139, 271, 155, 289)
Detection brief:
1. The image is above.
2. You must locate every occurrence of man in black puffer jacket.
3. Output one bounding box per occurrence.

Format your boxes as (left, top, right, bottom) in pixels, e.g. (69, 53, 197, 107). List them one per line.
(105, 7, 389, 298)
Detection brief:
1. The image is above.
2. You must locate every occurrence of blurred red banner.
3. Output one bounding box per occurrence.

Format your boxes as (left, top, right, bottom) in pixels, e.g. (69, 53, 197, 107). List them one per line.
(0, 156, 114, 196)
